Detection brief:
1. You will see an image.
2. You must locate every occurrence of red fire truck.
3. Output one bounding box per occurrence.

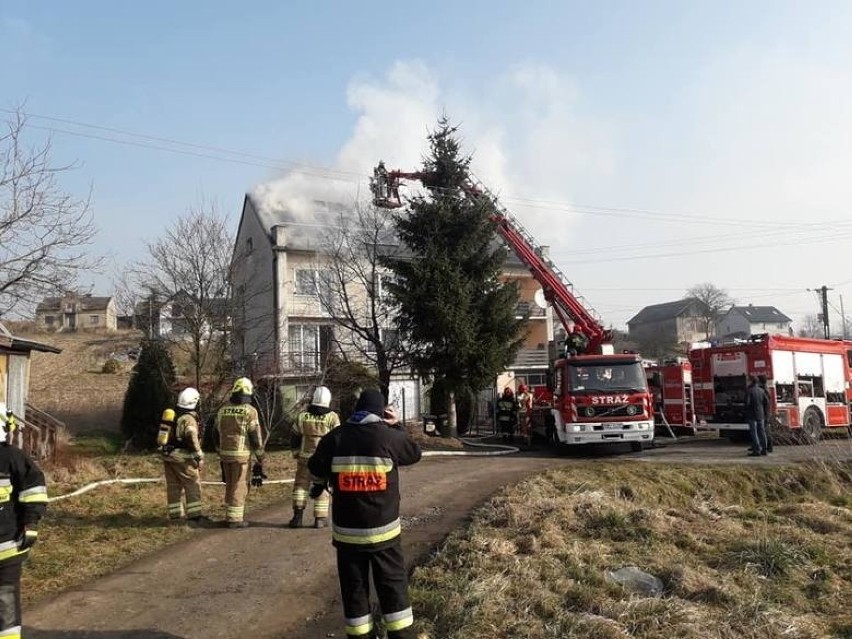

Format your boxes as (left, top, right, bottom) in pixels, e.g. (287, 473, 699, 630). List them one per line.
(690, 334, 852, 442)
(371, 166, 655, 452)
(645, 359, 697, 435)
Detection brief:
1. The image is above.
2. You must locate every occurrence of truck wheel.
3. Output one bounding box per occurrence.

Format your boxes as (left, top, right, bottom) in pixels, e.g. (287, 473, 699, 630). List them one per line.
(799, 408, 823, 445)
(630, 441, 644, 453)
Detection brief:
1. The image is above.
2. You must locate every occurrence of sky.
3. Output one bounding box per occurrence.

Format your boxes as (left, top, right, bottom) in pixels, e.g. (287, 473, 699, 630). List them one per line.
(3, 0, 852, 332)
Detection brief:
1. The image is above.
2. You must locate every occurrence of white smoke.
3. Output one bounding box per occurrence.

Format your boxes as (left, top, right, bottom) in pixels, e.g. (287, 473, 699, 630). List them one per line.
(251, 60, 614, 250)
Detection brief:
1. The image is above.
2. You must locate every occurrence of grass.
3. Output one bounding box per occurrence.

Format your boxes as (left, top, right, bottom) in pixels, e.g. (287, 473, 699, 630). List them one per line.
(24, 448, 298, 604)
(409, 461, 852, 639)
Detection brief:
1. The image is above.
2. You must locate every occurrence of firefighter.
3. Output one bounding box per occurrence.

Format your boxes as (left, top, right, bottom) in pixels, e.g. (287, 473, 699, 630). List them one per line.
(496, 387, 519, 442)
(289, 386, 341, 529)
(516, 383, 534, 444)
(161, 387, 208, 525)
(0, 405, 48, 639)
(308, 389, 421, 639)
(215, 377, 265, 528)
(563, 322, 589, 357)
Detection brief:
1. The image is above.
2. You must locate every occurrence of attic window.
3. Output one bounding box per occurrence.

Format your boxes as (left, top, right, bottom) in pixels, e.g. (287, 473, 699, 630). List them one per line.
(246, 237, 253, 253)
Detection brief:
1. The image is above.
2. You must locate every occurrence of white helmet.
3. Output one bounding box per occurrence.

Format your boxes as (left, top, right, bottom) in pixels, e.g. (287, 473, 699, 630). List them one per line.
(311, 386, 331, 408)
(177, 387, 200, 410)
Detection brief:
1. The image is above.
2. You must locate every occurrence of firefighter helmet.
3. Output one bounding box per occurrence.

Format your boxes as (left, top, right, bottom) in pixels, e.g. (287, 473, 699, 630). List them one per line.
(232, 377, 253, 396)
(518, 383, 528, 393)
(177, 387, 200, 410)
(311, 386, 331, 408)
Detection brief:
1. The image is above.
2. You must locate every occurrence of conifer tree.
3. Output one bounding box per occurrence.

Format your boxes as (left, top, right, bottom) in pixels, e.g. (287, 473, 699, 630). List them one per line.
(383, 119, 525, 436)
(120, 337, 177, 449)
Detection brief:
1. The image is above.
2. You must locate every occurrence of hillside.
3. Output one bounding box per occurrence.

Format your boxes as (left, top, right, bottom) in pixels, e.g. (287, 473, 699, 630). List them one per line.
(24, 329, 142, 435)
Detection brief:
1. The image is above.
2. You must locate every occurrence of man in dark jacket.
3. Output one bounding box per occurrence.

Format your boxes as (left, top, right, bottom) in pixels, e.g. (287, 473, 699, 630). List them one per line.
(744, 375, 769, 456)
(758, 375, 774, 453)
(0, 408, 48, 638)
(308, 389, 422, 639)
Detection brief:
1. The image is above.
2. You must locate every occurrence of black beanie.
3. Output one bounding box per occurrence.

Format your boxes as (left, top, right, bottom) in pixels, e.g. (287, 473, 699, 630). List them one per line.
(355, 389, 384, 416)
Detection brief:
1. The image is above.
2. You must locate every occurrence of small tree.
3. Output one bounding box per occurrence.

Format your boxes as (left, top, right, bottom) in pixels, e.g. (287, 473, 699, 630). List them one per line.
(687, 283, 733, 339)
(797, 314, 823, 338)
(120, 337, 177, 450)
(383, 119, 526, 436)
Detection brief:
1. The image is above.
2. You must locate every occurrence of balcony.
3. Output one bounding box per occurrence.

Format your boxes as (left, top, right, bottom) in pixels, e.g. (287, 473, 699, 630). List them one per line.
(514, 302, 546, 318)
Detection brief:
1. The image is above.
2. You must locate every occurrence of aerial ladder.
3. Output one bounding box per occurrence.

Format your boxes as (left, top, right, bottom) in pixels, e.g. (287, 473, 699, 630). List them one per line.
(369, 163, 613, 352)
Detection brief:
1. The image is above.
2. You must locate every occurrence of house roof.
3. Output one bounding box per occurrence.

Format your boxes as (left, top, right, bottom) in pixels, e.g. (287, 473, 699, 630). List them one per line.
(0, 323, 61, 354)
(627, 298, 705, 325)
(243, 192, 527, 267)
(727, 305, 792, 323)
(36, 294, 113, 313)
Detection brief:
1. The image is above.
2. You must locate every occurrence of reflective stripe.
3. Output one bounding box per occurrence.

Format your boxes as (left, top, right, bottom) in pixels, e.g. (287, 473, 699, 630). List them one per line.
(384, 607, 414, 631)
(332, 456, 394, 473)
(0, 625, 21, 638)
(226, 506, 244, 521)
(332, 519, 401, 545)
(0, 540, 24, 562)
(218, 450, 250, 457)
(0, 479, 10, 487)
(167, 503, 183, 514)
(185, 501, 202, 516)
(19, 485, 48, 503)
(344, 614, 373, 636)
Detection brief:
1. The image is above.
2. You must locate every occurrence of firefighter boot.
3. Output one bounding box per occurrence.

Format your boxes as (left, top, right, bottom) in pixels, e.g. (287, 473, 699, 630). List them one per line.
(314, 517, 328, 529)
(288, 508, 304, 529)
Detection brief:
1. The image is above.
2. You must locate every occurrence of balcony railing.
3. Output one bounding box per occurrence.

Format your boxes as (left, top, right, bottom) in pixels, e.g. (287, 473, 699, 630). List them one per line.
(515, 302, 546, 318)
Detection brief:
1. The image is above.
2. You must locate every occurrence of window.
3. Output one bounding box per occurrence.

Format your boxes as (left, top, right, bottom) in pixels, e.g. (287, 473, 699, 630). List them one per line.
(44, 315, 55, 325)
(295, 269, 332, 296)
(89, 315, 100, 325)
(288, 324, 320, 369)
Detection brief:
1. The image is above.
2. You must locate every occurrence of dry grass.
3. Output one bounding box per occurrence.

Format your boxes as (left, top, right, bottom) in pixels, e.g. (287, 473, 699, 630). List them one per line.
(26, 329, 143, 434)
(410, 462, 852, 639)
(24, 448, 298, 603)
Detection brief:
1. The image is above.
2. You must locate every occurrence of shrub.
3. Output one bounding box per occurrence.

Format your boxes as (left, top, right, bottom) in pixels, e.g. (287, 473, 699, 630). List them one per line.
(119, 337, 176, 450)
(101, 358, 122, 374)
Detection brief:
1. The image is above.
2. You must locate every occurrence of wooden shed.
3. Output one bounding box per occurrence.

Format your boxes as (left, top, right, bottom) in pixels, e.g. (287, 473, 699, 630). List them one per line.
(0, 323, 63, 461)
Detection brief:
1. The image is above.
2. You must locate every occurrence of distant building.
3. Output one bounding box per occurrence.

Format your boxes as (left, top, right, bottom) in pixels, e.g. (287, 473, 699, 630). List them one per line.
(35, 293, 116, 331)
(715, 305, 793, 340)
(134, 292, 230, 339)
(627, 298, 710, 345)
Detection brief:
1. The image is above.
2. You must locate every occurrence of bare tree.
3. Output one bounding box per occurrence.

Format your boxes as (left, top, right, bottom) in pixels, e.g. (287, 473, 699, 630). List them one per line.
(0, 109, 99, 316)
(316, 203, 410, 398)
(687, 282, 733, 339)
(797, 313, 823, 338)
(136, 204, 234, 393)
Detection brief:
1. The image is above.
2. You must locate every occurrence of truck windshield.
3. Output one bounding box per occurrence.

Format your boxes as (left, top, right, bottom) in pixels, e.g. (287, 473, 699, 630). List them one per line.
(567, 362, 647, 392)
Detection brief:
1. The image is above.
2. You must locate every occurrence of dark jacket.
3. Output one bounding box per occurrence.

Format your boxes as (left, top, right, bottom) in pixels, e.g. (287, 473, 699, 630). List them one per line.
(307, 412, 421, 551)
(0, 443, 47, 564)
(744, 383, 768, 421)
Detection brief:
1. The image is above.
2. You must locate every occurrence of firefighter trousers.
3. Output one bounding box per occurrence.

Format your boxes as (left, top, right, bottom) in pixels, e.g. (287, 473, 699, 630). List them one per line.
(292, 458, 330, 518)
(0, 557, 23, 639)
(163, 459, 202, 519)
(336, 542, 415, 639)
(222, 460, 249, 522)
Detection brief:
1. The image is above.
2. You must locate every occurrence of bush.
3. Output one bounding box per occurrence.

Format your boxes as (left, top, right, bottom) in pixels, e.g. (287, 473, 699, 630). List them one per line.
(120, 338, 176, 450)
(101, 358, 122, 374)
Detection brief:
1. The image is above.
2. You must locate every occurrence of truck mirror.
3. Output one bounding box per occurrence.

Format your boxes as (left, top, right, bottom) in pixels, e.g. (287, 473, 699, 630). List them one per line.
(649, 373, 661, 388)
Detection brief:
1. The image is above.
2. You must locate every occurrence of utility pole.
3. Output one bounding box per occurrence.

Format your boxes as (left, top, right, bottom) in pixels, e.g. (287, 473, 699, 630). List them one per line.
(808, 285, 832, 339)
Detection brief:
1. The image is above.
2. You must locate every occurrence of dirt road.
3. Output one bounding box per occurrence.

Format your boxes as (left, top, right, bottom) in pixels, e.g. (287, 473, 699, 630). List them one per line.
(24, 436, 851, 639)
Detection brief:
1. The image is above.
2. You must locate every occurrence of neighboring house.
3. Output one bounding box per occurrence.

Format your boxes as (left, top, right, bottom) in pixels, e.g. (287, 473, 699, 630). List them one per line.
(35, 293, 117, 331)
(627, 298, 710, 345)
(0, 322, 63, 461)
(715, 305, 793, 340)
(134, 292, 230, 338)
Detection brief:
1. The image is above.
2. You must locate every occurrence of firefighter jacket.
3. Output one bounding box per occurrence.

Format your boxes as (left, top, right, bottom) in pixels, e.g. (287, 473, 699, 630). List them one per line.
(496, 397, 518, 424)
(517, 391, 533, 415)
(292, 408, 340, 460)
(307, 412, 421, 551)
(0, 443, 47, 564)
(215, 403, 264, 462)
(162, 412, 204, 463)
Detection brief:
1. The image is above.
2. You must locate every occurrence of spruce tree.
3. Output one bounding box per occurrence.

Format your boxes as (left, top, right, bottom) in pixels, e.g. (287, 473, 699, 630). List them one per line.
(120, 337, 177, 450)
(383, 119, 526, 436)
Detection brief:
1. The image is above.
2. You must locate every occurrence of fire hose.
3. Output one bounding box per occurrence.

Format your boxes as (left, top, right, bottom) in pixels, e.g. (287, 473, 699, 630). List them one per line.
(48, 438, 519, 503)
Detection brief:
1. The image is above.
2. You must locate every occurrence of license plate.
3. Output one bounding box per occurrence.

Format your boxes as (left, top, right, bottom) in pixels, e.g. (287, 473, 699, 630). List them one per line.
(605, 424, 624, 430)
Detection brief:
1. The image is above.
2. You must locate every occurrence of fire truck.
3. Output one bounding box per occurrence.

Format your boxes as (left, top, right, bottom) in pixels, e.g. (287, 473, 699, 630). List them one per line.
(690, 334, 852, 442)
(644, 359, 697, 436)
(370, 164, 655, 452)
